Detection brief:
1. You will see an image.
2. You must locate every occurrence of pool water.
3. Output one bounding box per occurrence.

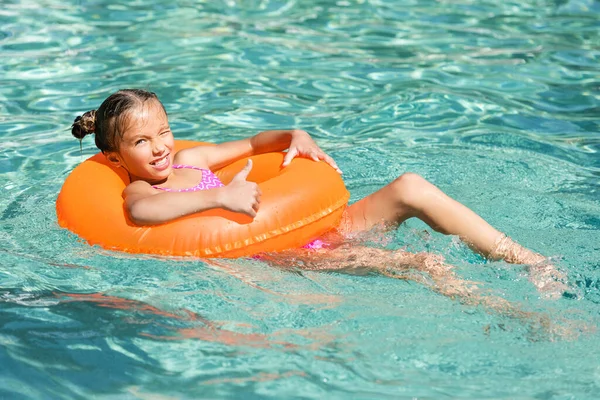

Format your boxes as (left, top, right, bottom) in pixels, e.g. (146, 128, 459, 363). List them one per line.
(1, 0, 599, 398)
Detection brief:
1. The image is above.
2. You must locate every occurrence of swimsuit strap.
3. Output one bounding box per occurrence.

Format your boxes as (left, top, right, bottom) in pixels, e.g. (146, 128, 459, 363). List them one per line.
(152, 164, 224, 192)
(172, 164, 204, 171)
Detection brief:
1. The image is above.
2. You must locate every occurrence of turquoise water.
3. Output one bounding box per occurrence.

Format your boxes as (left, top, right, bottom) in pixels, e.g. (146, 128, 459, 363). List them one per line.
(1, 0, 599, 398)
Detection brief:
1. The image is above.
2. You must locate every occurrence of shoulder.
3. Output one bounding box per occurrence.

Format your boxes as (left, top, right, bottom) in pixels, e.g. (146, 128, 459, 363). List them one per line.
(123, 180, 155, 201)
(174, 140, 252, 170)
(174, 145, 212, 168)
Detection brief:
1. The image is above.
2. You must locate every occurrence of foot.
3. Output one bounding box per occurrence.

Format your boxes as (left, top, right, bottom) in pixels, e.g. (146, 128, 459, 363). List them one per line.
(491, 234, 570, 299)
(527, 261, 570, 300)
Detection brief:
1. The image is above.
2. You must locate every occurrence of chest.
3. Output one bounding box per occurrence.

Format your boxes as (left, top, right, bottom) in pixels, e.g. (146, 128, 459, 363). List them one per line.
(155, 166, 223, 192)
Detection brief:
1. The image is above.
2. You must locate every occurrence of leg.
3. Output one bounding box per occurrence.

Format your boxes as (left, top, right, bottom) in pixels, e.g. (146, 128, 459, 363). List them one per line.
(343, 173, 568, 297)
(263, 245, 469, 290)
(344, 173, 541, 262)
(262, 246, 571, 338)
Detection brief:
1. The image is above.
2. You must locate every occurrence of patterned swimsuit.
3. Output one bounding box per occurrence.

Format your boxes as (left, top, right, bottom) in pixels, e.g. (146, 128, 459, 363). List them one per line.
(151, 164, 224, 192)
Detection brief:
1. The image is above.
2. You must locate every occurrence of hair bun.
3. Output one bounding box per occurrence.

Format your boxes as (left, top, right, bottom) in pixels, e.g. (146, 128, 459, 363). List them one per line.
(71, 110, 97, 139)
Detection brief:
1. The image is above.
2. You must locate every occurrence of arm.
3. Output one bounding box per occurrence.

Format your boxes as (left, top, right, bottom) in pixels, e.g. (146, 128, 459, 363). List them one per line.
(124, 161, 261, 225)
(176, 129, 341, 173)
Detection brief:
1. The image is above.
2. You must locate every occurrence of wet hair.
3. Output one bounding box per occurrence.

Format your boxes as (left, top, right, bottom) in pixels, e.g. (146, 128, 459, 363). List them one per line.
(71, 89, 166, 152)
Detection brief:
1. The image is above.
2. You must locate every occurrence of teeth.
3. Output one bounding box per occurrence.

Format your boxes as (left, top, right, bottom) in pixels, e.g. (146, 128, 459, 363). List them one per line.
(153, 156, 168, 166)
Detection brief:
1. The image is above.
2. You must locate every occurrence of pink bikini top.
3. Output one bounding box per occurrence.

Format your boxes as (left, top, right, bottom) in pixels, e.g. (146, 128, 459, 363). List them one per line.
(152, 164, 224, 192)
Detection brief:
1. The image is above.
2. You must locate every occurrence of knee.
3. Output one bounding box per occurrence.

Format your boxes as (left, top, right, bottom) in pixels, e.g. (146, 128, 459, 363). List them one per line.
(389, 173, 433, 210)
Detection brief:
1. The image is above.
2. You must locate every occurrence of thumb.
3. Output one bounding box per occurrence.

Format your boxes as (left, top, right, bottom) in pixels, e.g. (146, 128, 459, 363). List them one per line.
(232, 159, 253, 182)
(282, 148, 298, 167)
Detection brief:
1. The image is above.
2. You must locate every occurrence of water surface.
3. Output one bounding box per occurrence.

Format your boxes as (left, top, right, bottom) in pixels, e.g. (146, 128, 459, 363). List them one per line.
(1, 0, 599, 398)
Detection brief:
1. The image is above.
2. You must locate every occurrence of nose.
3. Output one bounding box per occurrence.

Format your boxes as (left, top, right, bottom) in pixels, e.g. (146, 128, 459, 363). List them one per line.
(152, 138, 166, 155)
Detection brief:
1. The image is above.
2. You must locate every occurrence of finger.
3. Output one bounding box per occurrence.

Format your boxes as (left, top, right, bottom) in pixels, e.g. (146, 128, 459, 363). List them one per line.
(246, 207, 257, 218)
(310, 151, 320, 162)
(323, 154, 342, 174)
(282, 148, 298, 167)
(252, 183, 261, 198)
(232, 159, 253, 181)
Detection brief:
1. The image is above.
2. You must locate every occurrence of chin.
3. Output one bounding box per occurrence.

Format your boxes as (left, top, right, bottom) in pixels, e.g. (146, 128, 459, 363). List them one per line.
(150, 169, 171, 183)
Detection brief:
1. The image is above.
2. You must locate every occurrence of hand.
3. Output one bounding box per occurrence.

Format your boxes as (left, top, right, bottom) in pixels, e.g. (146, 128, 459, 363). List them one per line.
(220, 160, 262, 217)
(282, 130, 342, 174)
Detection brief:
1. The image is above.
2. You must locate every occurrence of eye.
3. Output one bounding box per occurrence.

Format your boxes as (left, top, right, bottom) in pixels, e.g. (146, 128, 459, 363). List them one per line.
(160, 130, 171, 136)
(135, 138, 146, 146)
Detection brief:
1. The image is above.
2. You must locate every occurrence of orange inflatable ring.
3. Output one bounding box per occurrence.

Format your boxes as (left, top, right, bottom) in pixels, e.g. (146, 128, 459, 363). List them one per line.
(56, 140, 349, 258)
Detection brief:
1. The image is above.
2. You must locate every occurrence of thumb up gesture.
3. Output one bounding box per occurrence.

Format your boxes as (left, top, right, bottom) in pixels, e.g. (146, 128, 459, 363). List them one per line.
(221, 160, 262, 217)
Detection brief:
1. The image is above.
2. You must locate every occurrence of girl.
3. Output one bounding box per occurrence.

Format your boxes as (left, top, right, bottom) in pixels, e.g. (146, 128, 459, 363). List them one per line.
(71, 89, 566, 299)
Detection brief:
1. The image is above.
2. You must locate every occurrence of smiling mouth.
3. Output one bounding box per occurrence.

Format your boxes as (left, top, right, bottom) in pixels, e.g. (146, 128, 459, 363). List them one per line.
(151, 154, 170, 167)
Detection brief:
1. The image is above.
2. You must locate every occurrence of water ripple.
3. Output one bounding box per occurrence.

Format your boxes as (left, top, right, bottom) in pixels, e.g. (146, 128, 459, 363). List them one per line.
(1, 0, 599, 398)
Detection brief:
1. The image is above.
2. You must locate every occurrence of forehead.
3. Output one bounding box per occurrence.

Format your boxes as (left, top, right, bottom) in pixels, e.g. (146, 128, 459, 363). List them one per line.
(122, 100, 168, 134)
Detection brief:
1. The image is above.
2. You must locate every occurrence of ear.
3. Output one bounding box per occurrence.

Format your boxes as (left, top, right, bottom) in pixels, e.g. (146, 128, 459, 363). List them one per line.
(104, 152, 123, 168)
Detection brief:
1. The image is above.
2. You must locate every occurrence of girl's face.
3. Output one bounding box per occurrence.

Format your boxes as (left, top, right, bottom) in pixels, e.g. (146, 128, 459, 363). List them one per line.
(106, 99, 175, 183)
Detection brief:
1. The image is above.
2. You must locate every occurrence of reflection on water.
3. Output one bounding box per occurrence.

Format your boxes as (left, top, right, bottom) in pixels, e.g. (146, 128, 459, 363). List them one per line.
(1, 0, 599, 398)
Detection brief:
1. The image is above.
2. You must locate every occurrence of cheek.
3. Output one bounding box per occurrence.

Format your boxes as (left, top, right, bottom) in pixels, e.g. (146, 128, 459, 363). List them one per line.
(165, 138, 175, 152)
(127, 148, 149, 163)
